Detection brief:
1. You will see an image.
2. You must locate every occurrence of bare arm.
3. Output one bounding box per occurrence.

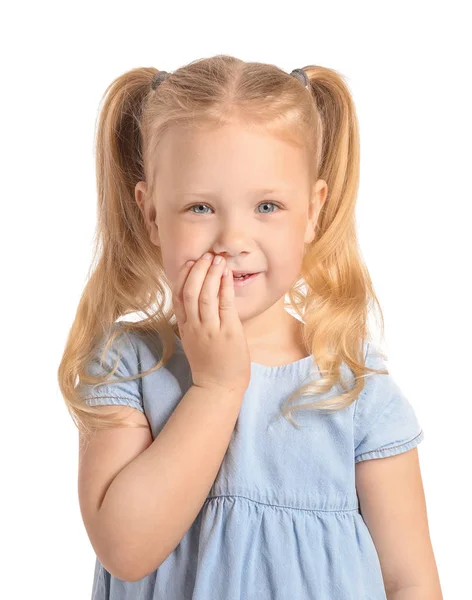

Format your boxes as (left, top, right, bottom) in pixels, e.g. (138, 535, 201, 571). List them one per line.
(387, 584, 443, 600)
(356, 448, 442, 598)
(97, 384, 245, 581)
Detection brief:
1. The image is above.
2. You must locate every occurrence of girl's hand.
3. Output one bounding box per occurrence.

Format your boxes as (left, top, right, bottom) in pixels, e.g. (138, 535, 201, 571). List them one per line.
(172, 253, 251, 394)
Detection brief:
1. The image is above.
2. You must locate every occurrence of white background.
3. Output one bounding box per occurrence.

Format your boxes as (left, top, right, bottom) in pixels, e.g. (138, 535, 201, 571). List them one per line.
(2, 0, 470, 597)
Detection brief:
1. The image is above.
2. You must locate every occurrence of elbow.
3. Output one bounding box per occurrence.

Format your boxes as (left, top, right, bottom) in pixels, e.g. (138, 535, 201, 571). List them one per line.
(101, 556, 158, 584)
(115, 535, 183, 581)
(112, 560, 143, 584)
(116, 570, 144, 584)
(116, 564, 163, 584)
(91, 512, 175, 582)
(107, 546, 166, 583)
(91, 514, 166, 582)
(90, 537, 161, 583)
(92, 554, 136, 584)
(93, 548, 139, 583)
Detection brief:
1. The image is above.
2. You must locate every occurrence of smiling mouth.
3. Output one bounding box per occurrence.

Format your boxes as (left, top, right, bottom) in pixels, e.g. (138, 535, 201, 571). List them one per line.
(231, 272, 261, 287)
(231, 270, 260, 278)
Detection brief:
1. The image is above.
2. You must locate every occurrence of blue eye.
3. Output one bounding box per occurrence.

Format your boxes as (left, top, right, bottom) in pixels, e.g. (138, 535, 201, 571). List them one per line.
(258, 202, 280, 214)
(188, 202, 281, 215)
(188, 204, 211, 215)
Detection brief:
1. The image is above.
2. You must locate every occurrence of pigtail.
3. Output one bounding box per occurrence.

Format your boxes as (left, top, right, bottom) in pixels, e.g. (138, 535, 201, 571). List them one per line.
(58, 68, 176, 441)
(284, 66, 387, 426)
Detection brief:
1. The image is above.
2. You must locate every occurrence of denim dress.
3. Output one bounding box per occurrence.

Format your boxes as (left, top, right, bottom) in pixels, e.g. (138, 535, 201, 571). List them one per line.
(79, 321, 424, 600)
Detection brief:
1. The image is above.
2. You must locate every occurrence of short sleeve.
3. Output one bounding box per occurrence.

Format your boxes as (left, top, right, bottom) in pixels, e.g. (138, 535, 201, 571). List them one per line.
(354, 343, 424, 463)
(77, 323, 144, 413)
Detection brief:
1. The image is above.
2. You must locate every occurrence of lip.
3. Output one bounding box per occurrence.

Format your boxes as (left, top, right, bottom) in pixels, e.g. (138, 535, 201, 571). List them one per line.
(232, 272, 261, 288)
(231, 270, 258, 277)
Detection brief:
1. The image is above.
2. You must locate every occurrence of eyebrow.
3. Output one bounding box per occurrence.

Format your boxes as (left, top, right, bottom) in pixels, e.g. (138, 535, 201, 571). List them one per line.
(174, 187, 294, 199)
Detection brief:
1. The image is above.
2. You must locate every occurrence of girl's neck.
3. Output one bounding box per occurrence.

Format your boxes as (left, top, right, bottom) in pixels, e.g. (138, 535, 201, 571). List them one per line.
(174, 309, 308, 367)
(246, 313, 308, 366)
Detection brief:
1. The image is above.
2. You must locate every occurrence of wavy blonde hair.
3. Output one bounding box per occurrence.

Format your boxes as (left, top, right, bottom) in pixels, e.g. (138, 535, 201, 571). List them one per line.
(57, 55, 388, 444)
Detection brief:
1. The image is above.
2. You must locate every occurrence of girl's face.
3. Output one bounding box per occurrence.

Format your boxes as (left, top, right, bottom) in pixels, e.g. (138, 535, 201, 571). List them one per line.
(136, 123, 327, 336)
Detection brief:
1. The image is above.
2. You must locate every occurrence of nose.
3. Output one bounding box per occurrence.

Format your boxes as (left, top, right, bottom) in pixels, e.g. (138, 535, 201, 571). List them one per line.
(212, 219, 253, 258)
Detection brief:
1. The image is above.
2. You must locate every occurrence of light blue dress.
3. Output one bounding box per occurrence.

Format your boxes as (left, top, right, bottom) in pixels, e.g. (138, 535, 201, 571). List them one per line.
(79, 322, 424, 599)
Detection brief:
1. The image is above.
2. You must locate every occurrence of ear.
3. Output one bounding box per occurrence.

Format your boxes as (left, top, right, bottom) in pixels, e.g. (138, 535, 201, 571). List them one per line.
(304, 179, 328, 245)
(135, 181, 161, 247)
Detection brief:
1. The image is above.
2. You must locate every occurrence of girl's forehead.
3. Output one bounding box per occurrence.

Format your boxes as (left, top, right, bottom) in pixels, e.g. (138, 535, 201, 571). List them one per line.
(160, 122, 302, 149)
(154, 127, 309, 185)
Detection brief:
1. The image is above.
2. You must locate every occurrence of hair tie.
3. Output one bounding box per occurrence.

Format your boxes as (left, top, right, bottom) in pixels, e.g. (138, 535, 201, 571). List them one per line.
(151, 68, 309, 91)
(151, 70, 170, 90)
(290, 68, 309, 88)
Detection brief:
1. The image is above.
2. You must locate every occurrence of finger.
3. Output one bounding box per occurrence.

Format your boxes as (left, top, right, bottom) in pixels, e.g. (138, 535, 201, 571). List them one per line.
(183, 253, 214, 324)
(219, 266, 236, 326)
(172, 260, 195, 325)
(199, 255, 226, 324)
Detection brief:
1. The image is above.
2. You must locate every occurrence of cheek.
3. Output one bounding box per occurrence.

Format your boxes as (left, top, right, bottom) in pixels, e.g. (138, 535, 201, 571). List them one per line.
(159, 252, 179, 290)
(273, 250, 304, 283)
(267, 225, 305, 269)
(159, 229, 203, 287)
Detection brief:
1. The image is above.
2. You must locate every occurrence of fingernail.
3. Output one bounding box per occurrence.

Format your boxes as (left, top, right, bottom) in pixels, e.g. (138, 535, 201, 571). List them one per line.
(202, 252, 213, 260)
(186, 260, 195, 267)
(213, 255, 223, 265)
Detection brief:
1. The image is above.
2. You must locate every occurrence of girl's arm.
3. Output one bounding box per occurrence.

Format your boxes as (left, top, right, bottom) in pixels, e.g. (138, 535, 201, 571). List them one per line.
(355, 448, 443, 598)
(80, 384, 245, 582)
(387, 584, 443, 599)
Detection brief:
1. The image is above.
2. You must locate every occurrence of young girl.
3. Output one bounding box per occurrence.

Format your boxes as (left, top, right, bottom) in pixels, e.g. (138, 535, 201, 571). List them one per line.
(58, 55, 442, 599)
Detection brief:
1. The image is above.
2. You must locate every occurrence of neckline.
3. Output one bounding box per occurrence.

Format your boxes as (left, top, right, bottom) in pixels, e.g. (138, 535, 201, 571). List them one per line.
(173, 332, 316, 378)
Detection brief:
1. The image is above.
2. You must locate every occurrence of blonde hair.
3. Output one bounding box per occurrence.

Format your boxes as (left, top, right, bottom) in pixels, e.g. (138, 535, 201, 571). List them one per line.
(57, 55, 388, 443)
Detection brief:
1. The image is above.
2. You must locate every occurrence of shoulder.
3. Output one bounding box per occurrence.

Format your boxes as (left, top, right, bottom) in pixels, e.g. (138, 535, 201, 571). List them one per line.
(353, 342, 424, 463)
(111, 322, 182, 365)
